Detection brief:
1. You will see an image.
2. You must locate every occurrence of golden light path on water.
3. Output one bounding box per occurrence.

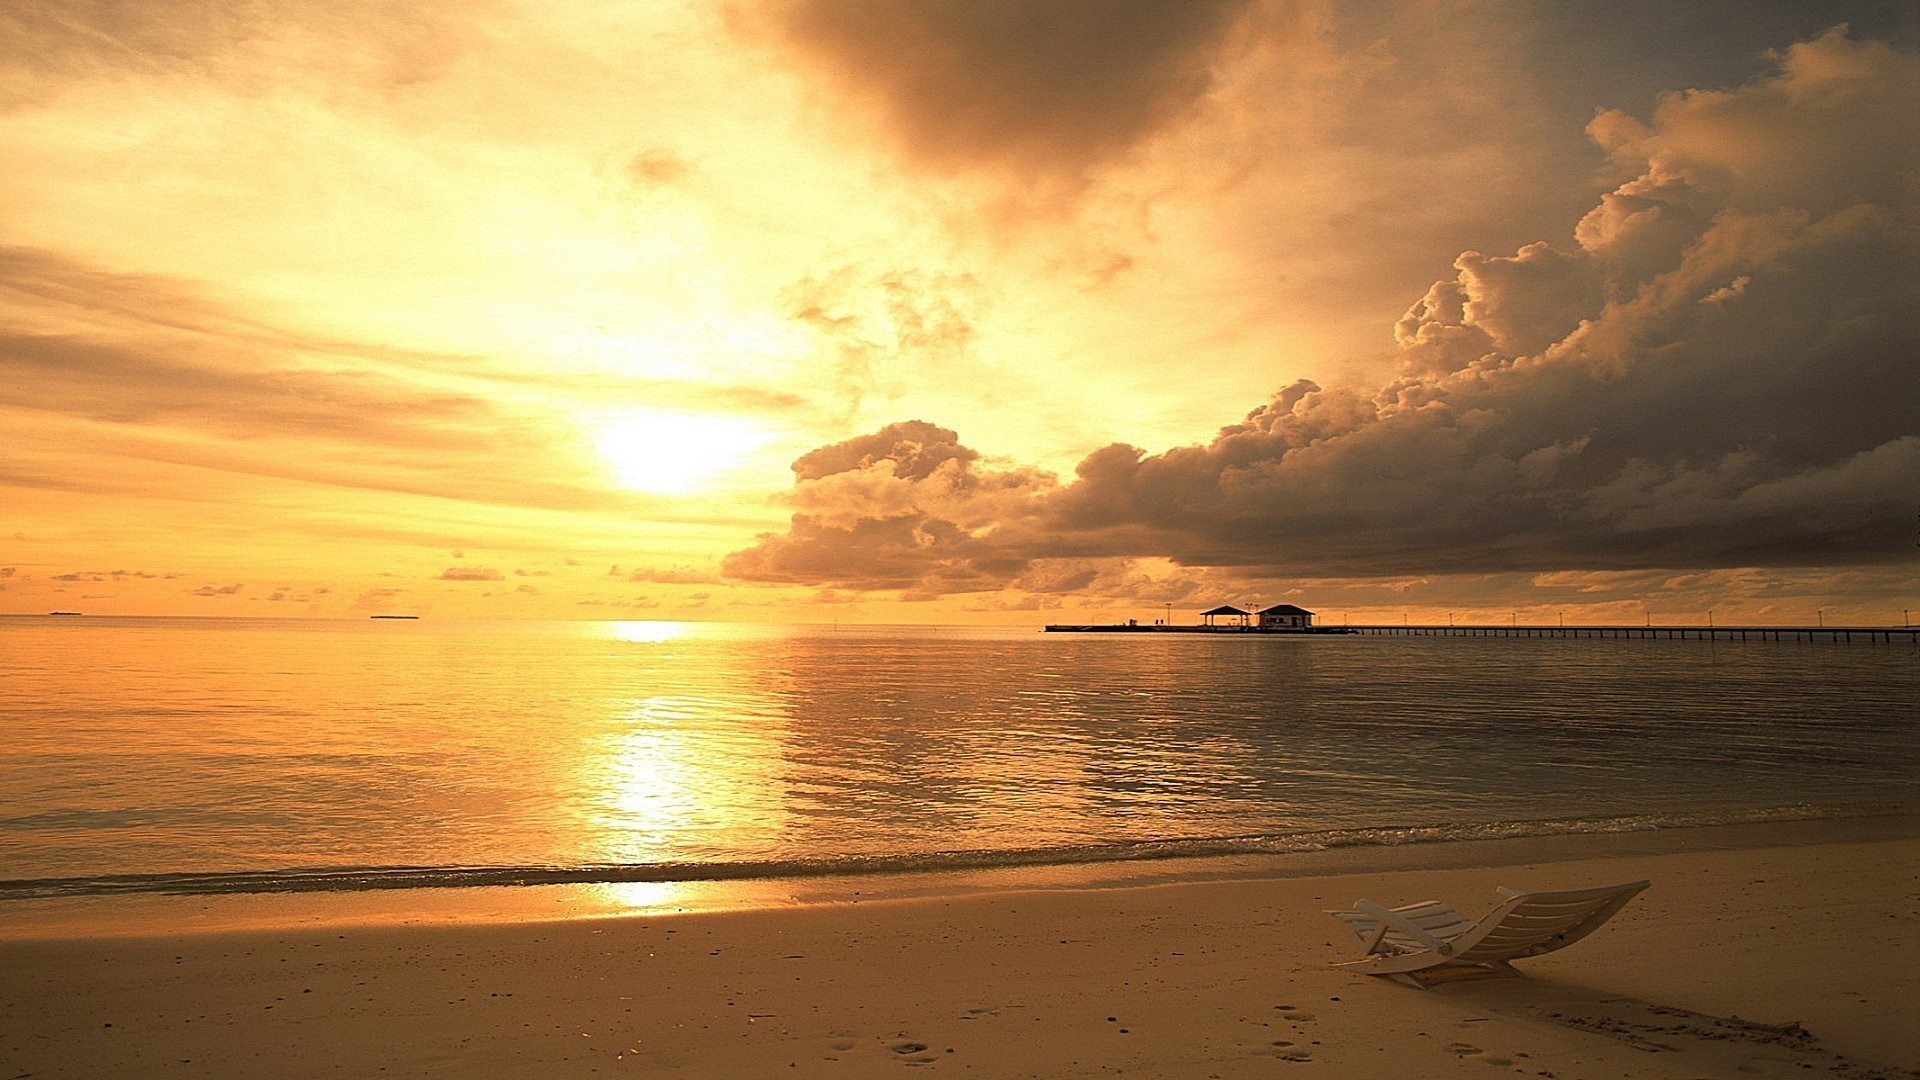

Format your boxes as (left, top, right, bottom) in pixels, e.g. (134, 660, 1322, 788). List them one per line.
(591, 620, 795, 883)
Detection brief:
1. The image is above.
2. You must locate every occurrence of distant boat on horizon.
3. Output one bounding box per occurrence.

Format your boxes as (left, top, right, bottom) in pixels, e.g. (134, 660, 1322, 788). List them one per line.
(369, 615, 420, 620)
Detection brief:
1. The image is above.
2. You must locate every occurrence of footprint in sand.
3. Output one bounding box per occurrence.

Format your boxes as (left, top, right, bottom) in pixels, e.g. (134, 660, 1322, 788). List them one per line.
(1446, 1042, 1516, 1066)
(889, 1039, 940, 1065)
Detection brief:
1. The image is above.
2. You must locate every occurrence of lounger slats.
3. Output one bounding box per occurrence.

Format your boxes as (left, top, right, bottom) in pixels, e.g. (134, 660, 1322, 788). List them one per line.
(1329, 881, 1648, 984)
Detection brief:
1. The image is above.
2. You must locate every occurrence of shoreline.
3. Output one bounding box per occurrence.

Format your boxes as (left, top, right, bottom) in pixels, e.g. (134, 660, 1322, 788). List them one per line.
(2, 810, 1911, 943)
(5, 816, 1916, 1077)
(3, 811, 1913, 942)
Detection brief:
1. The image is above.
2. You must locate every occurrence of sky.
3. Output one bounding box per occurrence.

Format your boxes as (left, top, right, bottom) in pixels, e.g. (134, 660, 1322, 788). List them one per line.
(2, 0, 1915, 625)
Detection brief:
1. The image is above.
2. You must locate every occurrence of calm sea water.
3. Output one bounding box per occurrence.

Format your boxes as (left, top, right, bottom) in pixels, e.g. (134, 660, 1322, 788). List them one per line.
(1, 616, 1915, 899)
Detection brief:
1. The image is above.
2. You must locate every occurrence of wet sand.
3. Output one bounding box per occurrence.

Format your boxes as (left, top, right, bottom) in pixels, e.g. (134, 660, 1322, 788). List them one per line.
(4, 817, 1916, 1078)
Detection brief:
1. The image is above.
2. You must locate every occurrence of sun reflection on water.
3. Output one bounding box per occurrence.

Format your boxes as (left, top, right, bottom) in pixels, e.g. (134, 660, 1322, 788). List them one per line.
(607, 620, 689, 644)
(586, 879, 693, 913)
(589, 690, 793, 868)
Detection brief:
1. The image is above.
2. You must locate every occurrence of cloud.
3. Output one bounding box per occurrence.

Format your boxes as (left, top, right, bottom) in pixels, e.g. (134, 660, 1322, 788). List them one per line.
(0, 0, 493, 109)
(0, 247, 736, 516)
(626, 567, 722, 585)
(438, 567, 504, 581)
(750, 0, 1256, 186)
(781, 267, 983, 419)
(52, 569, 175, 582)
(0, 247, 497, 446)
(351, 587, 405, 610)
(727, 29, 1920, 594)
(190, 583, 243, 596)
(723, 420, 1061, 592)
(627, 148, 692, 187)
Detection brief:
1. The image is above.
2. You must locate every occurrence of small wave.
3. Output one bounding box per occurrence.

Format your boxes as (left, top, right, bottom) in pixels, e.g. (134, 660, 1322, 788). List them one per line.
(1, 803, 1902, 901)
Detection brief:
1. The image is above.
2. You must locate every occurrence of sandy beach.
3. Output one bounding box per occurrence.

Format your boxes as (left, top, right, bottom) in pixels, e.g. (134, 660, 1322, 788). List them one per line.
(4, 816, 1916, 1079)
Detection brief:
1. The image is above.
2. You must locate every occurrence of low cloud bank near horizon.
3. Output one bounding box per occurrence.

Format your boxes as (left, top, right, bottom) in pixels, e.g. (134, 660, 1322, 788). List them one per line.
(725, 30, 1920, 597)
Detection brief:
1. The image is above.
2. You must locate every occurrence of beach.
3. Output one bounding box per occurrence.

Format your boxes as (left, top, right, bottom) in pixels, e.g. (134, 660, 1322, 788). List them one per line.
(5, 816, 1915, 1079)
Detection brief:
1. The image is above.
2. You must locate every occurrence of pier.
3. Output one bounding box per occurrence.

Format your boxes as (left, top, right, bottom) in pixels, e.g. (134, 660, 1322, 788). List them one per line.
(1345, 623, 1917, 643)
(1044, 622, 1917, 643)
(1044, 624, 1352, 635)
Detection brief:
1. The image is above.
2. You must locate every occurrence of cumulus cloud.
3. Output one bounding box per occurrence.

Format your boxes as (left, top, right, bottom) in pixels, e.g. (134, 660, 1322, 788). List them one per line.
(751, 0, 1255, 185)
(723, 421, 1060, 592)
(727, 29, 1920, 594)
(438, 567, 505, 582)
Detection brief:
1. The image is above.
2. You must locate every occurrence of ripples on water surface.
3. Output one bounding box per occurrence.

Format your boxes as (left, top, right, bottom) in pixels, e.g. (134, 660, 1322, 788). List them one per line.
(1, 616, 1914, 892)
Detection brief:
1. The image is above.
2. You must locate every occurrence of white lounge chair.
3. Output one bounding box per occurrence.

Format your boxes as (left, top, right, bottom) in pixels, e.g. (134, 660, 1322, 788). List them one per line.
(1329, 880, 1649, 986)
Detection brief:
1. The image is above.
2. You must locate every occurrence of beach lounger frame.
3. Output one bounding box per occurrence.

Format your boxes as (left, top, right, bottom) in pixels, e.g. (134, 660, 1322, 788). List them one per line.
(1329, 880, 1650, 987)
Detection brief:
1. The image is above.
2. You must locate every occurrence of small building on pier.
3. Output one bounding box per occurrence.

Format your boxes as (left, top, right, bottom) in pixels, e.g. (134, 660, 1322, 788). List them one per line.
(1200, 604, 1251, 628)
(1257, 603, 1315, 630)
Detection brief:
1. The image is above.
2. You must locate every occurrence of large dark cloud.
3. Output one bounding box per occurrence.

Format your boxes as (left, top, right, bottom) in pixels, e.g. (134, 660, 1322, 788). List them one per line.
(727, 29, 1920, 594)
(753, 0, 1256, 182)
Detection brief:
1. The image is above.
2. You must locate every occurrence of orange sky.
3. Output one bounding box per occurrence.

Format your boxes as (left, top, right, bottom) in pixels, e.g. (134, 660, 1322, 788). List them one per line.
(3, 2, 1915, 625)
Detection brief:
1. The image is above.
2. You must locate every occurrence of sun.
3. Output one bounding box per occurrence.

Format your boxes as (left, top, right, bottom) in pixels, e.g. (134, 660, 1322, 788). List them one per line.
(592, 410, 766, 495)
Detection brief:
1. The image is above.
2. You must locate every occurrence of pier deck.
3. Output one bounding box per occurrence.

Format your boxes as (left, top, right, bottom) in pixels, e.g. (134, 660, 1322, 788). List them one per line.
(1044, 623, 1917, 643)
(1346, 623, 1916, 643)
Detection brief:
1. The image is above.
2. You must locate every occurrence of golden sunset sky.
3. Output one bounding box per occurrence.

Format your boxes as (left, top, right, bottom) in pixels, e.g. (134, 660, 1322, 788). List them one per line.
(3, 1, 1915, 624)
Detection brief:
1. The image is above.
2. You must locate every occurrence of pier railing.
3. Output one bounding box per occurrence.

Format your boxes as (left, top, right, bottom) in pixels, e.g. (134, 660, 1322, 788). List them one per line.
(1344, 624, 1916, 643)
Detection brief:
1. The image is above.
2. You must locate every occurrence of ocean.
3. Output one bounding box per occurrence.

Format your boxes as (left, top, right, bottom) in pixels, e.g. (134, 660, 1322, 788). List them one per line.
(1, 616, 1915, 905)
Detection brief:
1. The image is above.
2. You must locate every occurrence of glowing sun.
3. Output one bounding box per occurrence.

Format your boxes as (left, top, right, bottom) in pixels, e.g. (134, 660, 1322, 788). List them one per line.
(592, 411, 765, 495)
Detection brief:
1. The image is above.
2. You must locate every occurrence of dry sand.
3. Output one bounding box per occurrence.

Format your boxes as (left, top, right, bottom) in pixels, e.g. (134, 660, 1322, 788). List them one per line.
(4, 817, 1916, 1079)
